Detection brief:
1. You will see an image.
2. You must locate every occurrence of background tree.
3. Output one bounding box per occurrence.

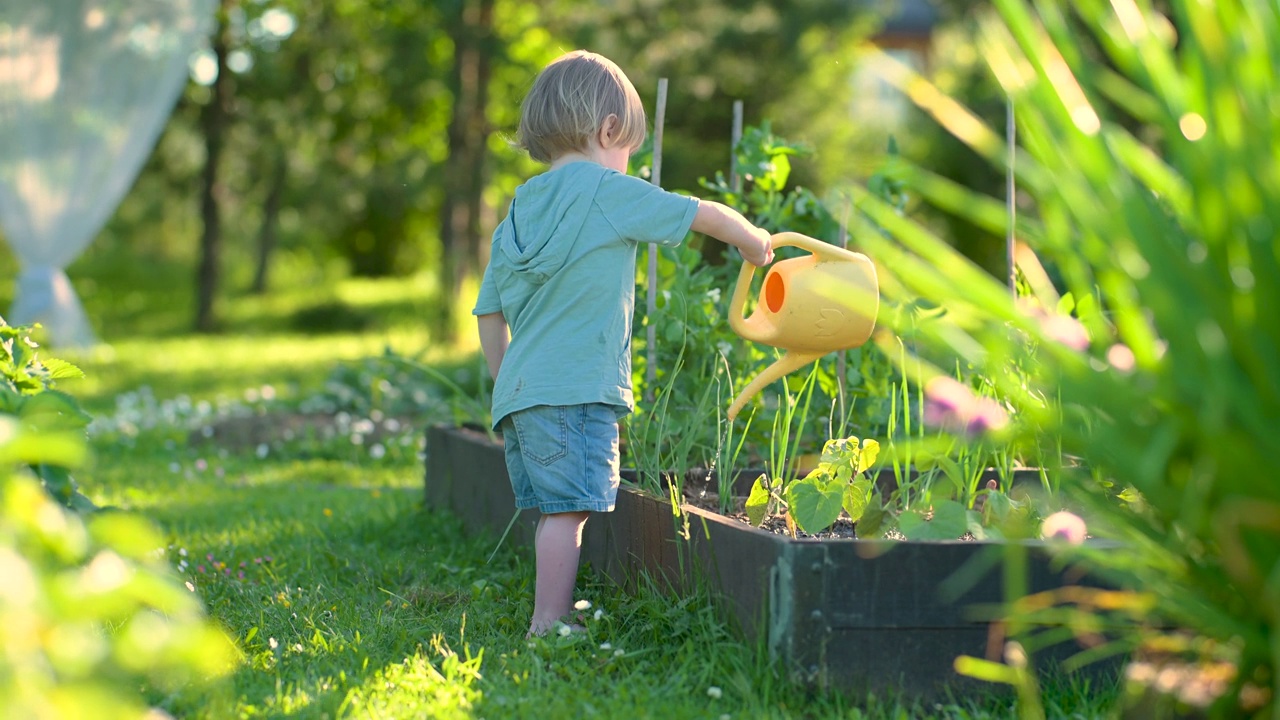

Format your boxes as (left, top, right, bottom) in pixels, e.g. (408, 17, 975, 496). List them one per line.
(81, 1, 929, 337)
(195, 0, 235, 332)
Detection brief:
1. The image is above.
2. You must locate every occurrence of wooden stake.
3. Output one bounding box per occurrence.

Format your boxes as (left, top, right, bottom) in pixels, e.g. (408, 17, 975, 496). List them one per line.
(645, 78, 668, 403)
(836, 195, 851, 425)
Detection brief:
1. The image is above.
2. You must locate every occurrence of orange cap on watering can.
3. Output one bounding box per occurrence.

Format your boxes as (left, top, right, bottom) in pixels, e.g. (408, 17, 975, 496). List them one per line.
(726, 232, 879, 420)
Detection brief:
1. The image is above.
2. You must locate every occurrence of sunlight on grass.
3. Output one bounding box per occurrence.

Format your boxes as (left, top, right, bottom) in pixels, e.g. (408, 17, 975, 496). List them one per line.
(60, 328, 474, 415)
(51, 263, 485, 417)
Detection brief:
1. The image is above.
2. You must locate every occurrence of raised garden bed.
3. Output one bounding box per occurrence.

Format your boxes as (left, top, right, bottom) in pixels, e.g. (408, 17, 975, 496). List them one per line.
(425, 424, 1110, 696)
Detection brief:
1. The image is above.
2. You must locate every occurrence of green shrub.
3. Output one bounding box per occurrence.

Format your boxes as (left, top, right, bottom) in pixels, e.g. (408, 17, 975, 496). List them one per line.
(0, 322, 94, 511)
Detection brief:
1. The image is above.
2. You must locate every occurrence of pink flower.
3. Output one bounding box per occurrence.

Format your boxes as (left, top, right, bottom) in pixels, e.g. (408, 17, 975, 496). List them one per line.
(1040, 511, 1087, 544)
(1019, 300, 1089, 351)
(1040, 314, 1090, 351)
(922, 377, 1009, 436)
(1107, 344, 1136, 372)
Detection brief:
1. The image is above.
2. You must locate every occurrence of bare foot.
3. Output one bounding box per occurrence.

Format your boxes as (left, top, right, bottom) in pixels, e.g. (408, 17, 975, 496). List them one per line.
(526, 616, 588, 639)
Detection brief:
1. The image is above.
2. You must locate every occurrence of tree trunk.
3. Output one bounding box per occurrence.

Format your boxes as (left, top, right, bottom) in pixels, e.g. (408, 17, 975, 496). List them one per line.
(252, 147, 287, 294)
(438, 0, 494, 340)
(195, 0, 235, 332)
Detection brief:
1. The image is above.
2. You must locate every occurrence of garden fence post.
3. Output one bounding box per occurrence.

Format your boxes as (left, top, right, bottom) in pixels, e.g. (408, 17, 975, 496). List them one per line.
(729, 100, 743, 194)
(645, 78, 669, 403)
(836, 197, 851, 422)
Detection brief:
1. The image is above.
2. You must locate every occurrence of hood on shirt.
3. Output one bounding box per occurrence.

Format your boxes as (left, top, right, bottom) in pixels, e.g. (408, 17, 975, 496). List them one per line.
(496, 163, 607, 284)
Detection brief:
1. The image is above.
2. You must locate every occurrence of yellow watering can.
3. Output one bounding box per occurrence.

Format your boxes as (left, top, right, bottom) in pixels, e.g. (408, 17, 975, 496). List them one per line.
(727, 232, 879, 420)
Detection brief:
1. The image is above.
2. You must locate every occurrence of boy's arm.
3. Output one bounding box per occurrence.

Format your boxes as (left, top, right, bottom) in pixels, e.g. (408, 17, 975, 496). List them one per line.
(691, 200, 774, 267)
(477, 312, 509, 379)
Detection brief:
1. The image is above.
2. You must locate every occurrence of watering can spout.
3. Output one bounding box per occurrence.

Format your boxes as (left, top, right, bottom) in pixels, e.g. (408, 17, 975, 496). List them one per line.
(725, 232, 879, 419)
(727, 350, 824, 421)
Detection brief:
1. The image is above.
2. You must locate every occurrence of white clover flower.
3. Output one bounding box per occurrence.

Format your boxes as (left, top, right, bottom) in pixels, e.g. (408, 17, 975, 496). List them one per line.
(573, 599, 592, 611)
(707, 686, 723, 700)
(593, 609, 604, 621)
(600, 643, 612, 650)
(256, 443, 270, 459)
(557, 624, 572, 637)
(614, 649, 624, 657)
(269, 637, 278, 650)
(370, 444, 386, 459)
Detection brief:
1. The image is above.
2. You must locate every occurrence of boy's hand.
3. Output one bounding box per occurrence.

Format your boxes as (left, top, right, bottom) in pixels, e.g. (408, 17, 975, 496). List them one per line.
(740, 228, 774, 267)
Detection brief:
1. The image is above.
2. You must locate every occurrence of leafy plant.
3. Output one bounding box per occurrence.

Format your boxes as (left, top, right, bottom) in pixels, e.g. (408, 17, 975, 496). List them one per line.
(743, 363, 822, 534)
(699, 121, 838, 241)
(0, 321, 94, 511)
(785, 434, 879, 534)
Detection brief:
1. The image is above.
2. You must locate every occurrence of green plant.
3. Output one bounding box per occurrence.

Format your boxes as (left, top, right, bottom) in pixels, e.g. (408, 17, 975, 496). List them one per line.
(626, 330, 726, 502)
(699, 121, 839, 241)
(629, 248, 742, 485)
(785, 434, 880, 534)
(854, 0, 1280, 712)
(743, 362, 822, 534)
(0, 322, 94, 511)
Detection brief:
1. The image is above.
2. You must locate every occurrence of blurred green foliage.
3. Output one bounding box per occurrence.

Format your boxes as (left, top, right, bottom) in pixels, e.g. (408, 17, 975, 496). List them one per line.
(0, 321, 237, 718)
(854, 0, 1280, 713)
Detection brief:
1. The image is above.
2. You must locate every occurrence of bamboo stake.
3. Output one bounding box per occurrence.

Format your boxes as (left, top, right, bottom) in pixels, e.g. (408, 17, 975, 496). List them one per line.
(729, 100, 743, 195)
(836, 196, 851, 425)
(645, 78, 668, 403)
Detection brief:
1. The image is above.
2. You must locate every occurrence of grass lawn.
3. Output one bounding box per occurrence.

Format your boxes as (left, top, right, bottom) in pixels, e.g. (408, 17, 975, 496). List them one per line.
(25, 246, 1121, 718)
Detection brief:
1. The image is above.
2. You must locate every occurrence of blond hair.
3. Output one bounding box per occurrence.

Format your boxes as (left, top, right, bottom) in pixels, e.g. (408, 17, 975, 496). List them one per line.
(517, 50, 647, 164)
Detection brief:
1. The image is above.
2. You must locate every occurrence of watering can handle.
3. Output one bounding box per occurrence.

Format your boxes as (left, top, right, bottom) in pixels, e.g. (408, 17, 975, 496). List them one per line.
(767, 231, 867, 261)
(728, 232, 866, 336)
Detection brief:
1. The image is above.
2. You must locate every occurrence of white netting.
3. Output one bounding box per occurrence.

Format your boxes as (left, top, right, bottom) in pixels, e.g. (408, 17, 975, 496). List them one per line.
(0, 0, 211, 346)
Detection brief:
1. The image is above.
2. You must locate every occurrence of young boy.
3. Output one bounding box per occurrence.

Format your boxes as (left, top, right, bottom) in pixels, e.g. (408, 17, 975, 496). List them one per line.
(473, 50, 773, 637)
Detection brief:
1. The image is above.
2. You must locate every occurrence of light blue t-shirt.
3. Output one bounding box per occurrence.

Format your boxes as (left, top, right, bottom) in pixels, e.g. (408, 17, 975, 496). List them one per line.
(473, 161, 700, 428)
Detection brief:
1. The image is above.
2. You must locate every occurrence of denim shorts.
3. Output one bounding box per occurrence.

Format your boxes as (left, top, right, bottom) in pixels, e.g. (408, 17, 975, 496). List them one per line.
(500, 403, 621, 514)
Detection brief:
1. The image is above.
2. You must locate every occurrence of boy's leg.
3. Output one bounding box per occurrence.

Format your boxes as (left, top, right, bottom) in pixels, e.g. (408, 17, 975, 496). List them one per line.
(529, 510, 590, 636)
